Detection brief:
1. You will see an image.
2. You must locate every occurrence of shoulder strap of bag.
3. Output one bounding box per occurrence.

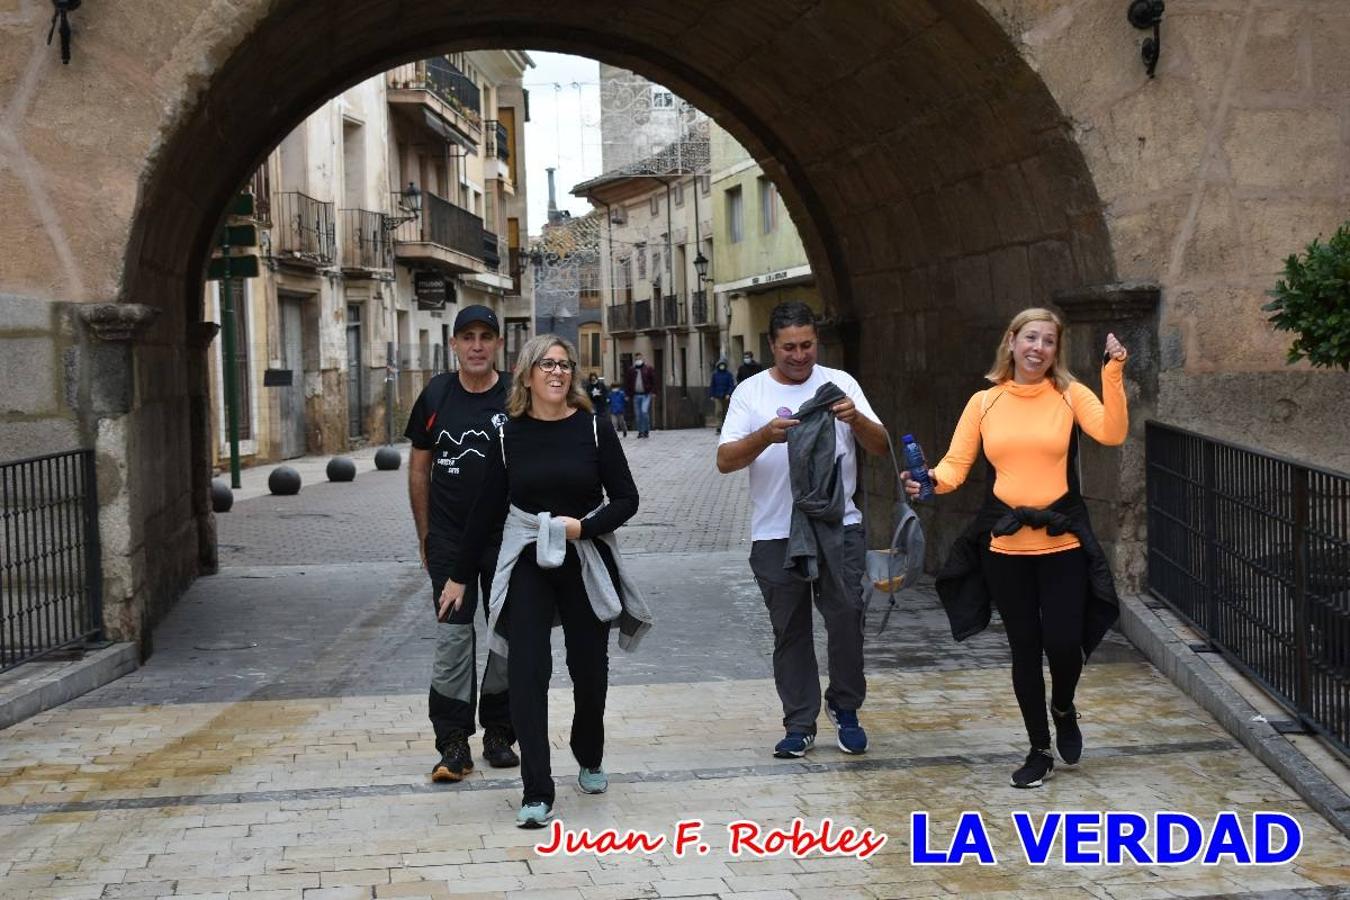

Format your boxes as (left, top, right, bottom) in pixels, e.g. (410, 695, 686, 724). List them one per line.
(422, 373, 452, 431)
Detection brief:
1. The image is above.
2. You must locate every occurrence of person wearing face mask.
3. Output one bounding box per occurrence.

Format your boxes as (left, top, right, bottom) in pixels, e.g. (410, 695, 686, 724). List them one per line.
(624, 352, 658, 438)
(736, 351, 763, 385)
(708, 360, 735, 432)
(901, 307, 1129, 789)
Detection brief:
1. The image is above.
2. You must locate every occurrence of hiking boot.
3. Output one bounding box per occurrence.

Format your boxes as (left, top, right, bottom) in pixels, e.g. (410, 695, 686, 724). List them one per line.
(1011, 748, 1055, 789)
(1052, 704, 1083, 765)
(578, 766, 609, 794)
(516, 801, 553, 829)
(773, 731, 815, 759)
(482, 728, 519, 769)
(826, 702, 869, 754)
(430, 733, 473, 783)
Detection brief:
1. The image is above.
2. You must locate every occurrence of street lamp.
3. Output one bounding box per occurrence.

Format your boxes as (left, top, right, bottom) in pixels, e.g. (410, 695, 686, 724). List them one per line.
(383, 182, 422, 232)
(693, 250, 709, 284)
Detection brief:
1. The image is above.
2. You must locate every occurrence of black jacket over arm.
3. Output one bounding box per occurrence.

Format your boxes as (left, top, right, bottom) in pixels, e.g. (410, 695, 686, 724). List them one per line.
(933, 428, 1120, 658)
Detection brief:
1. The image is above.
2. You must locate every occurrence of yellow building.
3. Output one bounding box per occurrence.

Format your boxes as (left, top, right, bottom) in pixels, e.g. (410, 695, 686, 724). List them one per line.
(710, 124, 823, 370)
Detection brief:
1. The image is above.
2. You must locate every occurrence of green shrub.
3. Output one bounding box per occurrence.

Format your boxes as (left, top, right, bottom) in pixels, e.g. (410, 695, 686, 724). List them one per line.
(1263, 223, 1350, 371)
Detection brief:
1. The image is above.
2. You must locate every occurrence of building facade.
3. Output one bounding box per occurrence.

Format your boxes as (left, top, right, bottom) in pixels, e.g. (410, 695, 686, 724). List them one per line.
(709, 123, 828, 370)
(531, 202, 605, 375)
(205, 51, 533, 469)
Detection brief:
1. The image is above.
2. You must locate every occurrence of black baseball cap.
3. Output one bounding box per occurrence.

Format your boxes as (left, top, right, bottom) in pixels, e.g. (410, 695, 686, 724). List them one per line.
(452, 304, 500, 335)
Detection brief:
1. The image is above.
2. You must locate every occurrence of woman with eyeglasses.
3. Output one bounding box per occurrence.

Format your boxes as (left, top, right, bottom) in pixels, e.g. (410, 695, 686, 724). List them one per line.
(440, 334, 649, 828)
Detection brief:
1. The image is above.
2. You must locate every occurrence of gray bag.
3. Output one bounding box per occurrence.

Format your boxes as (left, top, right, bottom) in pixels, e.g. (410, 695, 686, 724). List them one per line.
(863, 432, 926, 632)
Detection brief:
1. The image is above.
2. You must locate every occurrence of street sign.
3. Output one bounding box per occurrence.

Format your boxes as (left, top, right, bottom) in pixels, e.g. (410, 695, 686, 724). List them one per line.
(219, 224, 259, 247)
(227, 193, 256, 217)
(415, 271, 451, 310)
(207, 255, 259, 280)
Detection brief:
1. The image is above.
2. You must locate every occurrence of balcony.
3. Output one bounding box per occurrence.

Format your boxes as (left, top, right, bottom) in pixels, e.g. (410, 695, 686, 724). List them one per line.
(339, 208, 392, 273)
(634, 299, 653, 331)
(482, 229, 501, 270)
(691, 289, 710, 326)
(660, 294, 688, 330)
(271, 191, 335, 266)
(386, 59, 482, 137)
(608, 302, 634, 334)
(484, 120, 511, 164)
(389, 191, 486, 275)
(508, 247, 525, 295)
(247, 165, 271, 226)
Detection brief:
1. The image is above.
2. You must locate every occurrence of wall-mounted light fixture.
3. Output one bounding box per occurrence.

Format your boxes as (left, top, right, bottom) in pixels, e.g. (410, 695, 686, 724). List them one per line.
(47, 0, 81, 64)
(1127, 0, 1165, 78)
(382, 183, 422, 232)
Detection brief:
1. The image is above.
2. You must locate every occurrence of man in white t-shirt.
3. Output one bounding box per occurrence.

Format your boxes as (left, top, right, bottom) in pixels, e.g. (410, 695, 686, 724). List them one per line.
(717, 301, 888, 759)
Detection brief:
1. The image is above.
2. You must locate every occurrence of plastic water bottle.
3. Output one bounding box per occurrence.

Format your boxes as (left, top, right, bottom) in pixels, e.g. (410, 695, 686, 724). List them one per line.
(901, 434, 936, 500)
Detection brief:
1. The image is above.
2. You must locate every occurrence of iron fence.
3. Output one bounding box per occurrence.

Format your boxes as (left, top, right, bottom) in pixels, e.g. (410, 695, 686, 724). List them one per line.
(609, 302, 633, 332)
(1146, 421, 1350, 757)
(272, 191, 335, 265)
(339, 208, 392, 270)
(1, 449, 102, 673)
(388, 191, 485, 262)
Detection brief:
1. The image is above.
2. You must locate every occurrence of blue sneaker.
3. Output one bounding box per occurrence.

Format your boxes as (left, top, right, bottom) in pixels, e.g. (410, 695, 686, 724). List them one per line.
(578, 766, 608, 794)
(827, 703, 868, 754)
(773, 731, 815, 759)
(516, 801, 553, 829)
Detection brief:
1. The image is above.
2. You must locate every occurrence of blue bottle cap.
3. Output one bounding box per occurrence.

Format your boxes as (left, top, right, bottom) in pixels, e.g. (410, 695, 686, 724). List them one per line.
(901, 433, 915, 443)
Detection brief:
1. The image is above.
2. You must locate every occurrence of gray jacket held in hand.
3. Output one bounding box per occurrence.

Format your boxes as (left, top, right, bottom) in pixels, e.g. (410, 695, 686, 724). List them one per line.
(784, 380, 851, 592)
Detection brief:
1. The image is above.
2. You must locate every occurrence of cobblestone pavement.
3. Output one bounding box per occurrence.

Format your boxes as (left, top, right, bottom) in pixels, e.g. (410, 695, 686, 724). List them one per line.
(3, 428, 1350, 898)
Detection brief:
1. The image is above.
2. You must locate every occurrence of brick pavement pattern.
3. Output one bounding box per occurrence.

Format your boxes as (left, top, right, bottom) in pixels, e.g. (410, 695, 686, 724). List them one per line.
(3, 428, 1350, 898)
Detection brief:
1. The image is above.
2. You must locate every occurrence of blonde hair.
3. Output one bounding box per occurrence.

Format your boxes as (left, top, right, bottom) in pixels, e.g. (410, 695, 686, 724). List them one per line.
(984, 307, 1077, 391)
(506, 334, 594, 417)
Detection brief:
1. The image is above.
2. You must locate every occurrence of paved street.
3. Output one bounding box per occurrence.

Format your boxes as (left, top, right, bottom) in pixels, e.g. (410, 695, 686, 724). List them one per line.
(2, 428, 1349, 899)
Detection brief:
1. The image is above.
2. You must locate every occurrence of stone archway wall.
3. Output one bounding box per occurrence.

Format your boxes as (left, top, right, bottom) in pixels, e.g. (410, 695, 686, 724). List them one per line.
(2, 0, 1347, 646)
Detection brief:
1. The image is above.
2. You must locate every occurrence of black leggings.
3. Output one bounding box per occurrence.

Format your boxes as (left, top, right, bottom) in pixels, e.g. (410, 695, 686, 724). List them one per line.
(982, 546, 1088, 749)
(505, 546, 612, 807)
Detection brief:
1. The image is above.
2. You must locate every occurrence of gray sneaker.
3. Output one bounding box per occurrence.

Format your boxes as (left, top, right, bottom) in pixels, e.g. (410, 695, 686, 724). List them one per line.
(578, 766, 609, 794)
(516, 801, 553, 828)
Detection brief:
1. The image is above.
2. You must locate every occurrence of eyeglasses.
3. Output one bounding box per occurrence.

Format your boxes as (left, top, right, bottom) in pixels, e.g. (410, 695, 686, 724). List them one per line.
(536, 359, 576, 374)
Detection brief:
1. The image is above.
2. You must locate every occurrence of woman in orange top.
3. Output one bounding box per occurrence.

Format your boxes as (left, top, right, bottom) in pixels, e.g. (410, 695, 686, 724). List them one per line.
(903, 307, 1128, 789)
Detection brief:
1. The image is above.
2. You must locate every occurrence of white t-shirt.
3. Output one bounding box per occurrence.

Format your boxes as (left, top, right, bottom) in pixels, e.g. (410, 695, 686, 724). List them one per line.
(719, 364, 879, 541)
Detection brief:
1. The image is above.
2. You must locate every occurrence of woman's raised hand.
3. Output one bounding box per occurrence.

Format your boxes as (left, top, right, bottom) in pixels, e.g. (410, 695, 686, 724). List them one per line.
(1105, 332, 1128, 362)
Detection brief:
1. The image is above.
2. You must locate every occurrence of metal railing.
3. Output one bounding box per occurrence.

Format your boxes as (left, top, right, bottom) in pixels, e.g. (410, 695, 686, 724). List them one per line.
(609, 302, 633, 332)
(692, 289, 709, 325)
(1, 450, 102, 673)
(389, 191, 485, 262)
(483, 229, 501, 270)
(661, 293, 687, 328)
(248, 165, 272, 226)
(508, 247, 525, 295)
(272, 191, 335, 265)
(634, 299, 653, 330)
(387, 59, 482, 127)
(1146, 421, 1350, 757)
(339, 208, 392, 270)
(484, 120, 511, 164)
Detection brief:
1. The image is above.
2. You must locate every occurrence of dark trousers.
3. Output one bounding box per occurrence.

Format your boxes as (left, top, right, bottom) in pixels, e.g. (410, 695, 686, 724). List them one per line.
(749, 526, 867, 734)
(427, 537, 512, 750)
(504, 545, 613, 807)
(982, 546, 1088, 749)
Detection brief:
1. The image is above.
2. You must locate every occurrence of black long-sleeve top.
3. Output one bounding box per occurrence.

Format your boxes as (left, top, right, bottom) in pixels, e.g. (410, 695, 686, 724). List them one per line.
(450, 409, 639, 584)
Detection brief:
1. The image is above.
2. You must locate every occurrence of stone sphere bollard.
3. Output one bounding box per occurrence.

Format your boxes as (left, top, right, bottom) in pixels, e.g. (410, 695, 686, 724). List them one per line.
(210, 478, 234, 513)
(326, 456, 357, 482)
(268, 465, 302, 496)
(374, 446, 402, 471)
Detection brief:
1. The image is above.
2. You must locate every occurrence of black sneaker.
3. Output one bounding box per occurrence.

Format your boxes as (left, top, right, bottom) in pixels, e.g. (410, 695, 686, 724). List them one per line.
(482, 728, 520, 768)
(1011, 748, 1054, 788)
(1052, 705, 1083, 765)
(431, 733, 474, 783)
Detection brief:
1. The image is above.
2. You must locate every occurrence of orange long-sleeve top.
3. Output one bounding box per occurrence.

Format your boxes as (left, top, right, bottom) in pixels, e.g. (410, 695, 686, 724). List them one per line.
(931, 360, 1128, 555)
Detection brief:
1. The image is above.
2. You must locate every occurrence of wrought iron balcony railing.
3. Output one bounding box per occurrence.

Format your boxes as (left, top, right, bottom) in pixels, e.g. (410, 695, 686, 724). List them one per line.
(484, 120, 511, 165)
(387, 58, 482, 128)
(271, 191, 335, 265)
(339, 208, 392, 270)
(388, 191, 485, 262)
(634, 299, 652, 330)
(692, 289, 709, 325)
(661, 294, 687, 328)
(483, 229, 501, 270)
(608, 302, 634, 332)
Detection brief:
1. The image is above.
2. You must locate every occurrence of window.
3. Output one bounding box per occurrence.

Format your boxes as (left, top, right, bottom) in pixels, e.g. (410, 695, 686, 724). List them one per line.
(673, 181, 684, 207)
(651, 88, 674, 109)
(699, 175, 711, 196)
(727, 186, 744, 244)
(578, 323, 603, 373)
(759, 176, 777, 234)
(636, 243, 647, 280)
(652, 250, 662, 284)
(650, 194, 660, 217)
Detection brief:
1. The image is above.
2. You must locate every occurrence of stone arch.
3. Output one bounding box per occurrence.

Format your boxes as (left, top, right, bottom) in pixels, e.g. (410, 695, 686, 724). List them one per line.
(113, 0, 1122, 641)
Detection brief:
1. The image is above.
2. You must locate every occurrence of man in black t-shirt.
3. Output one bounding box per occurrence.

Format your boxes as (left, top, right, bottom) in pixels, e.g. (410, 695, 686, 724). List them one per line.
(406, 304, 518, 782)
